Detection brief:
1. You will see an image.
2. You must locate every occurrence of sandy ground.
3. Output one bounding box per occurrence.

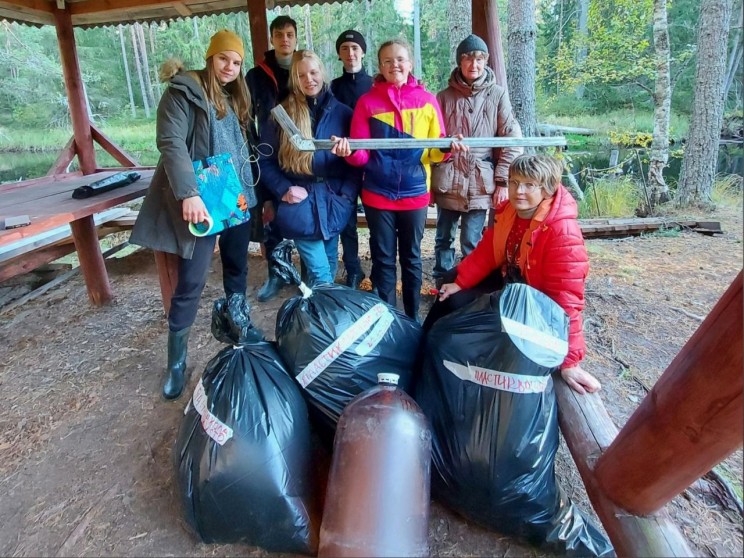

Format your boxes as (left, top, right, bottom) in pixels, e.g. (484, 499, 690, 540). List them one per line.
(0, 205, 742, 557)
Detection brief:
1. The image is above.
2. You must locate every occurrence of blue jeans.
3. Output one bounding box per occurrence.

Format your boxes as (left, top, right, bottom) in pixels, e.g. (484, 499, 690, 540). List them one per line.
(364, 205, 426, 319)
(294, 237, 339, 285)
(433, 208, 487, 278)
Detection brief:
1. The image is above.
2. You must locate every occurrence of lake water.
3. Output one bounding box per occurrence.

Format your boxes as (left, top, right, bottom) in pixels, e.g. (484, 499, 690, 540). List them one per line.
(0, 144, 741, 186)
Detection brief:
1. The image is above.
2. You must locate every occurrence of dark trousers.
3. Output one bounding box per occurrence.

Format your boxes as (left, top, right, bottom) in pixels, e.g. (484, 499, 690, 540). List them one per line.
(168, 220, 251, 332)
(423, 270, 504, 332)
(364, 204, 427, 319)
(340, 208, 362, 276)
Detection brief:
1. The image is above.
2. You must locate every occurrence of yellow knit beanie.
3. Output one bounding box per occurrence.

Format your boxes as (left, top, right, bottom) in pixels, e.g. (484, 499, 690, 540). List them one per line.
(205, 29, 244, 61)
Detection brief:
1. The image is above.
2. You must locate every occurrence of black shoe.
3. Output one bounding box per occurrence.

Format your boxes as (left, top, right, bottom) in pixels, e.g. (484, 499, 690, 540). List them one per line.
(257, 271, 287, 302)
(345, 272, 365, 289)
(162, 327, 190, 400)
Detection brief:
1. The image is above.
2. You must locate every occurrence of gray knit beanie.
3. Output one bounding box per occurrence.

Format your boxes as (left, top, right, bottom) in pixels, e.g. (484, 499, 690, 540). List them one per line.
(456, 34, 488, 61)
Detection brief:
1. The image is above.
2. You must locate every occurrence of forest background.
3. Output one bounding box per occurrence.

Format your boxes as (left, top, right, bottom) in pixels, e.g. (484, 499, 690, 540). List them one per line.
(0, 0, 742, 212)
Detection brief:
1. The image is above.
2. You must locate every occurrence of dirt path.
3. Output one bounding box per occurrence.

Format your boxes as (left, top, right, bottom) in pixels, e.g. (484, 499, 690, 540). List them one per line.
(1, 206, 742, 557)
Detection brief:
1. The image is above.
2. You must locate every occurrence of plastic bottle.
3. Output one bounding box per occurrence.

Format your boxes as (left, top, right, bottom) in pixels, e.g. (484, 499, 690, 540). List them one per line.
(318, 373, 432, 557)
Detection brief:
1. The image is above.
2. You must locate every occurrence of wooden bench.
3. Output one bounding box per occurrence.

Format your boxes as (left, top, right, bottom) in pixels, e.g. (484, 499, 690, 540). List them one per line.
(0, 170, 154, 305)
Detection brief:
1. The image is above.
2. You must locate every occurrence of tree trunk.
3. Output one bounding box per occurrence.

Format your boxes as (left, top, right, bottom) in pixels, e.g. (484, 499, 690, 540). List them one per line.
(448, 0, 472, 68)
(365, 0, 374, 75)
(303, 5, 313, 51)
(723, 2, 743, 101)
(642, 0, 672, 214)
(507, 0, 538, 141)
(575, 0, 589, 99)
(413, 0, 422, 79)
(135, 23, 156, 110)
(130, 24, 150, 119)
(678, 0, 734, 206)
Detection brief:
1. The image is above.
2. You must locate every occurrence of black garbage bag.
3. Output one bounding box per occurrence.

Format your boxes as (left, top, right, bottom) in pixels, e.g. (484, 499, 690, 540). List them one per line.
(416, 283, 614, 557)
(174, 293, 318, 553)
(271, 240, 423, 435)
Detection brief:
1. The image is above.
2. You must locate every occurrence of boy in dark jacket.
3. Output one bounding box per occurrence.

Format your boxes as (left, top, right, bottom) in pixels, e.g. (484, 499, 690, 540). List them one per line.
(330, 30, 373, 289)
(246, 15, 298, 301)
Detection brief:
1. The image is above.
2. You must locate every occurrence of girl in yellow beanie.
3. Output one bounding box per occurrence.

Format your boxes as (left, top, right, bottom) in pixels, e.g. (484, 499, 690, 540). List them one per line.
(131, 29, 258, 400)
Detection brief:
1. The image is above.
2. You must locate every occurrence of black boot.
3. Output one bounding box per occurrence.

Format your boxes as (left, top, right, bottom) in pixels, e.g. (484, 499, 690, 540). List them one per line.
(345, 271, 366, 289)
(162, 327, 190, 400)
(257, 264, 287, 302)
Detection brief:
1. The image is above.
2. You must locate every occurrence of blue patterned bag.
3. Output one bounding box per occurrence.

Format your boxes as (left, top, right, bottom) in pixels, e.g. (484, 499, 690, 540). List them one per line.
(189, 153, 250, 237)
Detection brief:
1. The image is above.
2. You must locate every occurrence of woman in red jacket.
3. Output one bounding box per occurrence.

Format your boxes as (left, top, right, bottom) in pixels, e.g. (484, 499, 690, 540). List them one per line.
(434, 154, 601, 394)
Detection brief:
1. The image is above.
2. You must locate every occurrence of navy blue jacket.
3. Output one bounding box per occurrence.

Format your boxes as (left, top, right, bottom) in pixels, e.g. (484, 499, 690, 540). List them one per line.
(245, 50, 290, 138)
(331, 67, 373, 109)
(259, 89, 361, 241)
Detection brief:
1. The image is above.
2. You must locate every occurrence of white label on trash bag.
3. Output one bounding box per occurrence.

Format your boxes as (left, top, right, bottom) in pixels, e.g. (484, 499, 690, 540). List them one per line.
(296, 303, 393, 388)
(442, 360, 550, 394)
(191, 381, 233, 445)
(501, 316, 568, 358)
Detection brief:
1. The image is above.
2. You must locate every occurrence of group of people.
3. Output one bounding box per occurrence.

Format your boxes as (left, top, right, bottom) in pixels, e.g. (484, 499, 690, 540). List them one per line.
(130, 19, 602, 401)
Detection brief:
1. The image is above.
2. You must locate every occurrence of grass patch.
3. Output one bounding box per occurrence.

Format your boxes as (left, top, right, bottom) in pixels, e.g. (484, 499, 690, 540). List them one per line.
(541, 109, 689, 144)
(579, 176, 644, 218)
(711, 174, 743, 208)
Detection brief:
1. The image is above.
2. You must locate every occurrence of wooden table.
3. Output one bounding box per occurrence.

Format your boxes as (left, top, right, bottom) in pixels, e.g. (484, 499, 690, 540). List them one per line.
(0, 170, 153, 305)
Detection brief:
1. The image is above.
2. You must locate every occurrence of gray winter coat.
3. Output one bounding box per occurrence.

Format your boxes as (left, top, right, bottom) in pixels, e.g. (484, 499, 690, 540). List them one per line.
(432, 67, 522, 212)
(130, 69, 211, 259)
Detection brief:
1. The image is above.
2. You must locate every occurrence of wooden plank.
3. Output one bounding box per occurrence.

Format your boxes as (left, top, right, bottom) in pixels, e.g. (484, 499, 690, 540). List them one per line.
(0, 169, 153, 247)
(46, 135, 77, 176)
(0, 207, 129, 263)
(153, 249, 179, 317)
(0, 243, 76, 283)
(594, 271, 744, 515)
(554, 376, 694, 557)
(90, 123, 140, 167)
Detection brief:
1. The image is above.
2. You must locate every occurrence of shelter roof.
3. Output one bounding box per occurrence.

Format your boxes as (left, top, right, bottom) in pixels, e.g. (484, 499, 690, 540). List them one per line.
(0, 0, 334, 28)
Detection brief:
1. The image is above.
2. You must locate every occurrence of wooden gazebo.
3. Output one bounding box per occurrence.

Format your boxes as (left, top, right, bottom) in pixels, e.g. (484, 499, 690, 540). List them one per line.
(0, 2, 741, 556)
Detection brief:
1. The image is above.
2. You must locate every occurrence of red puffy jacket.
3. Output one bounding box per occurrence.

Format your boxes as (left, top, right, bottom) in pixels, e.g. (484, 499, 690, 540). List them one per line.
(455, 184, 589, 368)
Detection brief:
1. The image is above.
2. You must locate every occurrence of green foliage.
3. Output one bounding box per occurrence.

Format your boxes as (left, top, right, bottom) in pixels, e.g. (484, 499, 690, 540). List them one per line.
(578, 176, 644, 217)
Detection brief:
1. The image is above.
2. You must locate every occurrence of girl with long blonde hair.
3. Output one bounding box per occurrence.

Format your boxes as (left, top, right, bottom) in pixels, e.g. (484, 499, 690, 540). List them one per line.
(258, 50, 360, 285)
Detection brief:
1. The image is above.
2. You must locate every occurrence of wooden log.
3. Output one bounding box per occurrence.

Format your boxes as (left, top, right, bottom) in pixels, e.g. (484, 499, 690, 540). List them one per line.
(153, 250, 179, 317)
(53, 5, 96, 175)
(0, 243, 75, 283)
(537, 123, 597, 136)
(246, 0, 269, 67)
(594, 271, 744, 515)
(47, 136, 77, 176)
(554, 377, 694, 556)
(69, 215, 112, 305)
(90, 123, 140, 167)
(472, 0, 507, 88)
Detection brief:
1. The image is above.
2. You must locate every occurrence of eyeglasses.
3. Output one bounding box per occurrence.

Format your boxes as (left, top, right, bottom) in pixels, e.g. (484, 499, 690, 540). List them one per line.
(508, 180, 542, 193)
(381, 57, 409, 67)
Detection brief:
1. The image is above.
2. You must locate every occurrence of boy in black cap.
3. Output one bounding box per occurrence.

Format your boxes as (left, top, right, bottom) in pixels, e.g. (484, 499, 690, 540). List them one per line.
(331, 30, 373, 288)
(246, 15, 298, 302)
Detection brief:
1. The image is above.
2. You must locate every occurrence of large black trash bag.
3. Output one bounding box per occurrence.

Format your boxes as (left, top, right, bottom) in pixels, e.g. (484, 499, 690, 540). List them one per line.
(174, 293, 318, 553)
(416, 283, 614, 557)
(271, 240, 423, 435)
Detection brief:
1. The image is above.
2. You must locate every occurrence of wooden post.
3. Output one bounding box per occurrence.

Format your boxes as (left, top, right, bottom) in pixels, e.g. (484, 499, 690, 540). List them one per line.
(153, 250, 180, 317)
(70, 216, 113, 305)
(472, 0, 507, 88)
(53, 5, 96, 176)
(246, 0, 269, 67)
(594, 271, 744, 515)
(555, 378, 694, 556)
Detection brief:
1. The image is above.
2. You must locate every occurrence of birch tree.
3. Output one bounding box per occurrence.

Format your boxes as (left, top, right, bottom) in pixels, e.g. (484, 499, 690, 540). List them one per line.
(448, 0, 471, 68)
(118, 25, 136, 118)
(130, 24, 150, 118)
(575, 0, 589, 99)
(678, 0, 734, 206)
(507, 0, 538, 139)
(641, 0, 672, 214)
